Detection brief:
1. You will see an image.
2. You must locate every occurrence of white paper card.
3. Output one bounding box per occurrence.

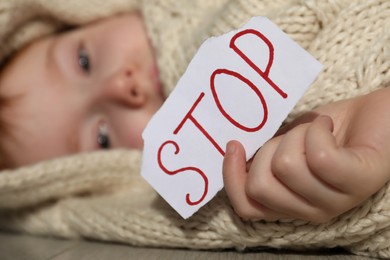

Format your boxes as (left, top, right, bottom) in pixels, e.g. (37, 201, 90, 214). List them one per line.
(141, 17, 323, 219)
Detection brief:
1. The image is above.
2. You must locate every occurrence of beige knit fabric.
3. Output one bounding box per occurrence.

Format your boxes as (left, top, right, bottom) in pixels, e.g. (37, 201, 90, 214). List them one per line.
(0, 0, 389, 258)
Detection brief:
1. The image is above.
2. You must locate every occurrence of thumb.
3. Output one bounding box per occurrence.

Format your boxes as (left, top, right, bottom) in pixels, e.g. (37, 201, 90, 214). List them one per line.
(223, 140, 251, 212)
(223, 140, 247, 192)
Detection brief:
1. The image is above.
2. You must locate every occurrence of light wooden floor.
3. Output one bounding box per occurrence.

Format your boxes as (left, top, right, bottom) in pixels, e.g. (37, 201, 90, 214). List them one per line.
(0, 231, 371, 260)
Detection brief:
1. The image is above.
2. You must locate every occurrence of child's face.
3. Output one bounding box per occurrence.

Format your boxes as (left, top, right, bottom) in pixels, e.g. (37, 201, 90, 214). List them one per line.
(0, 13, 165, 167)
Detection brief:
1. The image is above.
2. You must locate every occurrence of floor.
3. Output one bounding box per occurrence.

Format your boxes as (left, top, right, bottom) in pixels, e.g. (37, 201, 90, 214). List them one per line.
(0, 231, 372, 260)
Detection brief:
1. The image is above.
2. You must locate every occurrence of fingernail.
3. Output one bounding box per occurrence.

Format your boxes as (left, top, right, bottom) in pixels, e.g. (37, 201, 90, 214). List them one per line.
(226, 141, 237, 156)
(319, 115, 334, 132)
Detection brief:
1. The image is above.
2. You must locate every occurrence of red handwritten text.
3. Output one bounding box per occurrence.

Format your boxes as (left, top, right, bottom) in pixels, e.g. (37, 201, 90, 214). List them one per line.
(157, 28, 287, 206)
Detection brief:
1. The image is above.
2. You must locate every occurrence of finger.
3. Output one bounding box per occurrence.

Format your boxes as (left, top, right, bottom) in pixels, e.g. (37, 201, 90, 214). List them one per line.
(271, 123, 345, 212)
(223, 141, 285, 221)
(247, 138, 324, 222)
(306, 115, 387, 197)
(305, 115, 364, 193)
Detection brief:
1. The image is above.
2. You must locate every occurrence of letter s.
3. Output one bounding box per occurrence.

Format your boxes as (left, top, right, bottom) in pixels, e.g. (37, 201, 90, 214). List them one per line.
(157, 140, 209, 206)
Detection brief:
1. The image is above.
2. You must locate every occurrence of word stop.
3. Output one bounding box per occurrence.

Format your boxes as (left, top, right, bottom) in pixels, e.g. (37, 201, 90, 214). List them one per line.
(142, 16, 323, 219)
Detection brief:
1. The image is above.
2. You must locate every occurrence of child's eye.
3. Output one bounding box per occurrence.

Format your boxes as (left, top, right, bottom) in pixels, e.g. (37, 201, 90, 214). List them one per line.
(78, 46, 90, 73)
(97, 124, 110, 149)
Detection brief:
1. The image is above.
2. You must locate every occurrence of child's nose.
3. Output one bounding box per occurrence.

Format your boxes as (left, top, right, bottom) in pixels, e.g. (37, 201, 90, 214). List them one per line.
(99, 66, 146, 108)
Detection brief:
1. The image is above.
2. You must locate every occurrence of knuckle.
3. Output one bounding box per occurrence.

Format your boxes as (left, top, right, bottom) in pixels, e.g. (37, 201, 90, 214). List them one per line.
(271, 154, 296, 179)
(233, 205, 258, 220)
(309, 214, 332, 224)
(306, 208, 337, 224)
(307, 148, 332, 171)
(246, 180, 270, 202)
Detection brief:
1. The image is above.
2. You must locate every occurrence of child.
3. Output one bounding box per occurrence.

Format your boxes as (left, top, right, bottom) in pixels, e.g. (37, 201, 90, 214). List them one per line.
(0, 12, 165, 167)
(0, 0, 389, 258)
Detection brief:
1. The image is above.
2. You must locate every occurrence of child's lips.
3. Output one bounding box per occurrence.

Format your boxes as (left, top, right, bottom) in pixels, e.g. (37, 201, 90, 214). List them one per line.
(151, 64, 163, 95)
(156, 81, 164, 96)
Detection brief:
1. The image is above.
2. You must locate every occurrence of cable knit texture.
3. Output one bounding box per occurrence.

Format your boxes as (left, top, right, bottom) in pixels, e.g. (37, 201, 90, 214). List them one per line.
(0, 0, 389, 258)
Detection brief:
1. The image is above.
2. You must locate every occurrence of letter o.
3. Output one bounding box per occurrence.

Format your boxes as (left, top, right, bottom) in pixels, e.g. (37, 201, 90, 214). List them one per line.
(210, 68, 268, 132)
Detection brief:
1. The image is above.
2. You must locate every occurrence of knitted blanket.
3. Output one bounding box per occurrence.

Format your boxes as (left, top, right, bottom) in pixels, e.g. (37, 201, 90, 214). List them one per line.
(0, 0, 389, 258)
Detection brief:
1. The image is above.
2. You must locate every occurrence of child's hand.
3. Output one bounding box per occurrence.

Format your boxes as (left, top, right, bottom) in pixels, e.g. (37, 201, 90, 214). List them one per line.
(222, 88, 390, 223)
